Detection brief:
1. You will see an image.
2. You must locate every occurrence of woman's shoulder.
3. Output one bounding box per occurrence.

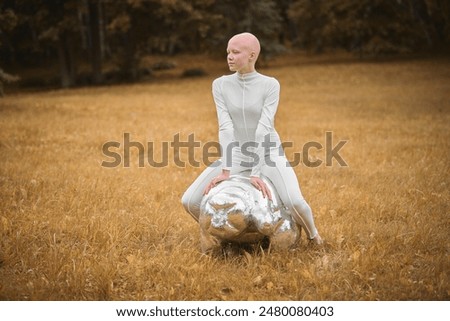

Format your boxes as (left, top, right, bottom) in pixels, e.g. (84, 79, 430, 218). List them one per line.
(213, 73, 234, 82)
(212, 74, 234, 89)
(258, 72, 279, 84)
(257, 72, 280, 90)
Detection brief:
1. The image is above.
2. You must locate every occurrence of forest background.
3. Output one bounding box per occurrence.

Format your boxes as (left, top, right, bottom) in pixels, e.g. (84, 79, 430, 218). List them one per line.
(1, 0, 449, 90)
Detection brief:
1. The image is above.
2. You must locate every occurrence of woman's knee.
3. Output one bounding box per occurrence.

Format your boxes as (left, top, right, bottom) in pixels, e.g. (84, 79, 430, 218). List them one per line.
(181, 191, 191, 211)
(181, 191, 200, 221)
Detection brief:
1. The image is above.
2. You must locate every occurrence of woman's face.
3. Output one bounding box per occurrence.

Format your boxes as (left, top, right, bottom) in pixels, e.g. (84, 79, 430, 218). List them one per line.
(226, 37, 255, 74)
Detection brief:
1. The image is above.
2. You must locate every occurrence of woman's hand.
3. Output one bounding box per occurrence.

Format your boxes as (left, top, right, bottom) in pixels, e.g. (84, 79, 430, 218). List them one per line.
(250, 176, 272, 200)
(203, 170, 230, 195)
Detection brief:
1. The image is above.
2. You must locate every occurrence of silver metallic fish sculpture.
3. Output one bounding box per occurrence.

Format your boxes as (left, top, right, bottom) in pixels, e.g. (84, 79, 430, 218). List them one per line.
(199, 172, 300, 253)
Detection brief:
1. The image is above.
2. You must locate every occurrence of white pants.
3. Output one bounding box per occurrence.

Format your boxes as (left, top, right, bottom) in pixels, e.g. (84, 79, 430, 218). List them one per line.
(181, 155, 319, 239)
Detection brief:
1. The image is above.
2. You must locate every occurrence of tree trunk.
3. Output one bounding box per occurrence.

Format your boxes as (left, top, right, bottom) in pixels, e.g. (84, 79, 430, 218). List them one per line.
(409, 0, 436, 46)
(88, 0, 103, 84)
(121, 31, 138, 81)
(57, 34, 77, 88)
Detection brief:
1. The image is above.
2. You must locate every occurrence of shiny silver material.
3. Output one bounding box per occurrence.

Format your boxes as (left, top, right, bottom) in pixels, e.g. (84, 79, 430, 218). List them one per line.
(199, 172, 300, 253)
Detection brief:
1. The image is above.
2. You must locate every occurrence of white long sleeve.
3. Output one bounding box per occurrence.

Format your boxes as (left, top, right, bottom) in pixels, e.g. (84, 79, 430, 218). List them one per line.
(212, 77, 235, 170)
(251, 78, 280, 176)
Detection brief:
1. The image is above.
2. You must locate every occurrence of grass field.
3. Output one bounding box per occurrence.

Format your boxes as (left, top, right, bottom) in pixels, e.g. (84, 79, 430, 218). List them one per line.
(0, 53, 449, 300)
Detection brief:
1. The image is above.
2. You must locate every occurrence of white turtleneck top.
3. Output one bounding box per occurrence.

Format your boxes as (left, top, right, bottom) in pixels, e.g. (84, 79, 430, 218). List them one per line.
(212, 71, 282, 177)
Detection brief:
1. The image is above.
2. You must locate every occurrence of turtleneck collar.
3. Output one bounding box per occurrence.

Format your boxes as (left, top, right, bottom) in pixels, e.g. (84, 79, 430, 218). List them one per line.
(236, 70, 259, 82)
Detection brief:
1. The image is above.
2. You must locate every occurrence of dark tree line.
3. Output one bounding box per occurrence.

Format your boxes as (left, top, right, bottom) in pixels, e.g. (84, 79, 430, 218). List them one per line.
(1, 0, 448, 88)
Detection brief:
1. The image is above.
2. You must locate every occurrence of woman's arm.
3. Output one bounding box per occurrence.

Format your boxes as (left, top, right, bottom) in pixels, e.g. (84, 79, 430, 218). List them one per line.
(212, 78, 235, 171)
(247, 78, 280, 201)
(251, 77, 280, 178)
(203, 78, 234, 196)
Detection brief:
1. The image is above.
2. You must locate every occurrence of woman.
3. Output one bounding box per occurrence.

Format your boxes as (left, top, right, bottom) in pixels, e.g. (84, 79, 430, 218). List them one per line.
(181, 32, 323, 245)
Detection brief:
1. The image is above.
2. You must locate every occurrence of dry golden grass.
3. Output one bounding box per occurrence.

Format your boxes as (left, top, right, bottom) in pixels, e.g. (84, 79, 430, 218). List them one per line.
(0, 53, 449, 301)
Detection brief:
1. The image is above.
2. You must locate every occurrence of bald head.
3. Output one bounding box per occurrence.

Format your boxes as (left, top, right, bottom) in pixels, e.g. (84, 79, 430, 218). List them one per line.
(228, 32, 261, 61)
(226, 32, 261, 73)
